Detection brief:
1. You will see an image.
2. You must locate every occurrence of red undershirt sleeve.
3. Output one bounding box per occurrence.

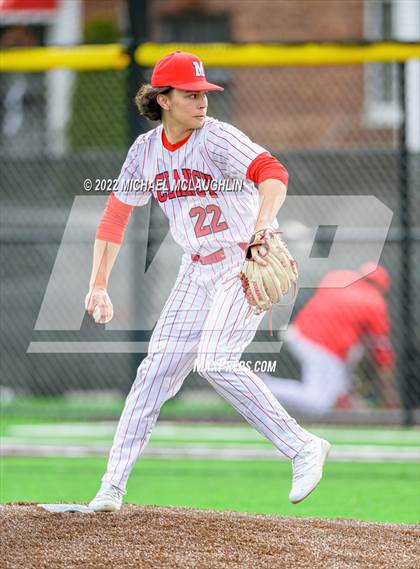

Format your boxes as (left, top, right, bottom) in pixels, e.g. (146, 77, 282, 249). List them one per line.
(96, 193, 134, 245)
(246, 152, 289, 186)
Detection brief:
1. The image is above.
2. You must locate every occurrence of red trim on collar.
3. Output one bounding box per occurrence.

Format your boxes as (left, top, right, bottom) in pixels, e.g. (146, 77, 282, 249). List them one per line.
(162, 129, 192, 151)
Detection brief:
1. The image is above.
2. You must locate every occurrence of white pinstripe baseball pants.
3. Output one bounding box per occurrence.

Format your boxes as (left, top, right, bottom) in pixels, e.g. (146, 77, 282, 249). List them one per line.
(103, 247, 308, 491)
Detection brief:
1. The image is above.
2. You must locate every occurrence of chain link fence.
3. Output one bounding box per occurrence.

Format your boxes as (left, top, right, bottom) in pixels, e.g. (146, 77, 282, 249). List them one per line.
(1, 53, 419, 423)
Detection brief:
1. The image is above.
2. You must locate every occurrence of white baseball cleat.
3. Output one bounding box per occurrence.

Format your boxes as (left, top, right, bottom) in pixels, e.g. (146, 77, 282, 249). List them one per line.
(289, 436, 331, 504)
(88, 482, 124, 512)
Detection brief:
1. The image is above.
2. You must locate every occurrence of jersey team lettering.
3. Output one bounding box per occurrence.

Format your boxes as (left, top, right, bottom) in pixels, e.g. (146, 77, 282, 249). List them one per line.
(154, 170, 243, 201)
(113, 118, 270, 253)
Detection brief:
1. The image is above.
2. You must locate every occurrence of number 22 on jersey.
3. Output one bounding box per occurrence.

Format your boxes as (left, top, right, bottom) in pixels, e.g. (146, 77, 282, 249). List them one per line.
(189, 205, 229, 238)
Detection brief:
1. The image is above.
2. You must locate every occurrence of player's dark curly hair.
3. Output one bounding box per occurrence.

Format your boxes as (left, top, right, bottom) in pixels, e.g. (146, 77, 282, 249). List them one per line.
(135, 84, 172, 121)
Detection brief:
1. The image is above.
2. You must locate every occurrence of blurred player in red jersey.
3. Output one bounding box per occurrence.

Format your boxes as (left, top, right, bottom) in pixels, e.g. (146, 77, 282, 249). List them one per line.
(262, 263, 400, 414)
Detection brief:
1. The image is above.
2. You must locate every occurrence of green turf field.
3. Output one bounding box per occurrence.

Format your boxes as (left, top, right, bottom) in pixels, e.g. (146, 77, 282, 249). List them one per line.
(1, 457, 418, 524)
(0, 396, 237, 424)
(2, 399, 419, 525)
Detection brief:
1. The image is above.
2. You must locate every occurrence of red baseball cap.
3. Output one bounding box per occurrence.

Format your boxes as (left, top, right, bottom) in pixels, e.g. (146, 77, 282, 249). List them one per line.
(151, 51, 224, 91)
(359, 262, 391, 293)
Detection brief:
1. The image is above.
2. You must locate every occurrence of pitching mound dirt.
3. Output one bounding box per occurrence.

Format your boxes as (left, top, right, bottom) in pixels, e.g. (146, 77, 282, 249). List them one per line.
(1, 503, 419, 568)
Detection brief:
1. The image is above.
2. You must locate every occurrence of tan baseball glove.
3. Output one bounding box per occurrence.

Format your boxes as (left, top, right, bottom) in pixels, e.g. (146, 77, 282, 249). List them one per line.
(240, 229, 298, 314)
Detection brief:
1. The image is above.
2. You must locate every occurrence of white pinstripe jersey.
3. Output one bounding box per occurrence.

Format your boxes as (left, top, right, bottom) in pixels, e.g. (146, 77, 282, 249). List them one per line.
(115, 117, 276, 255)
